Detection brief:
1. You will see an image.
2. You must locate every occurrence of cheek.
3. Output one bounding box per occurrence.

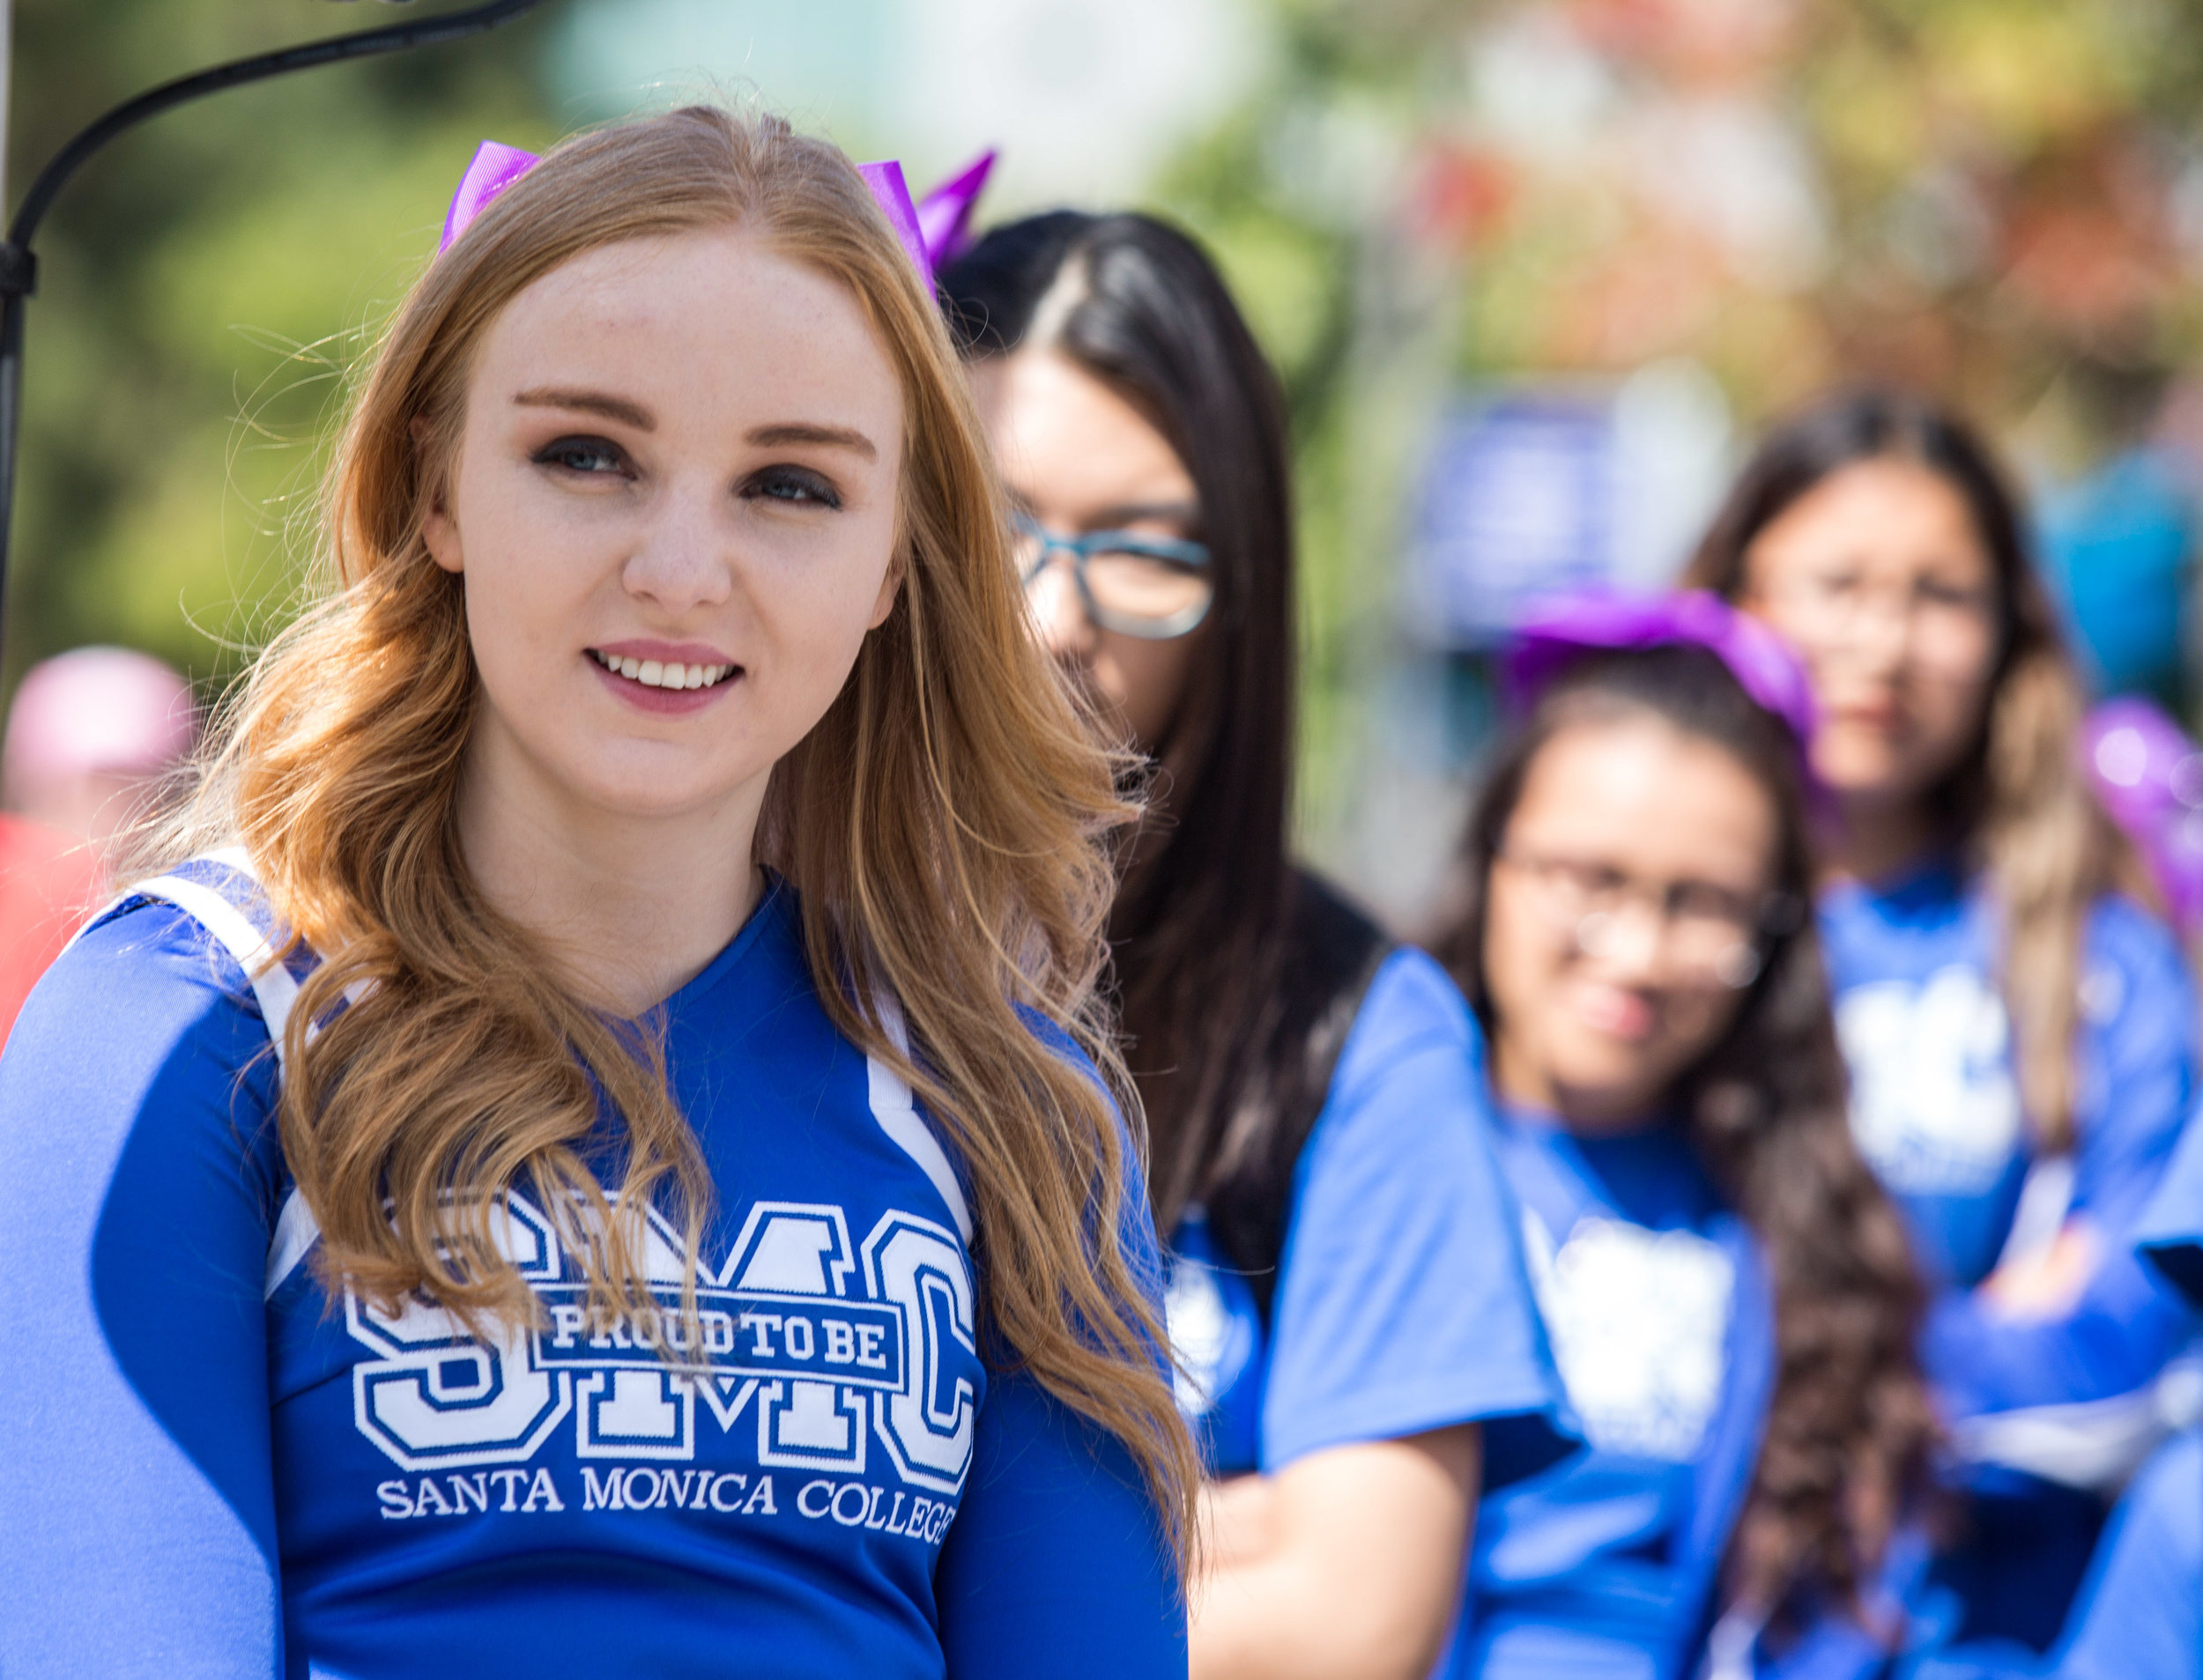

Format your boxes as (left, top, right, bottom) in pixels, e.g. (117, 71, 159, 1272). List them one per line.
(1481, 892, 1556, 1025)
(1103, 631, 1202, 751)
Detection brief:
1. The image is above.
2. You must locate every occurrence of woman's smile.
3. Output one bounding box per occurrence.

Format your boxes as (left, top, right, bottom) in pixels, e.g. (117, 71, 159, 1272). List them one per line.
(586, 637, 743, 716)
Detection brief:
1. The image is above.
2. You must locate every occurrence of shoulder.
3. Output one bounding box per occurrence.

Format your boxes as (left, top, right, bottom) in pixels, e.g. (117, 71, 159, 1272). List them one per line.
(1331, 946, 1479, 1089)
(26, 886, 274, 1051)
(2081, 892, 2190, 995)
(4, 877, 288, 1169)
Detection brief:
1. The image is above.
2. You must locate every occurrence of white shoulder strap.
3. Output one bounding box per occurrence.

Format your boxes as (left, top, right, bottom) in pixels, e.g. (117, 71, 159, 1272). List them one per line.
(865, 994, 974, 1243)
(116, 847, 321, 1299)
(129, 846, 299, 1069)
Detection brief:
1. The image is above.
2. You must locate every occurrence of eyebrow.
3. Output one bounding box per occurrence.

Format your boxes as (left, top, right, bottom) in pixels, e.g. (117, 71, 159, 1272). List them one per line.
(512, 392, 879, 463)
(1088, 500, 1200, 529)
(514, 387, 655, 430)
(748, 422, 878, 462)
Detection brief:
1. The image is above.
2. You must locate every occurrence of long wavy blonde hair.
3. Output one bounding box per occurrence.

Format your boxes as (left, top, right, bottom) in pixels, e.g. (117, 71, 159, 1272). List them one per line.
(142, 106, 1194, 1558)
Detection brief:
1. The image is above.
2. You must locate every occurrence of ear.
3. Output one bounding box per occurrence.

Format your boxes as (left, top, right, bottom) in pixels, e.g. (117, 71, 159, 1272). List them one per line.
(412, 415, 464, 575)
(867, 546, 906, 630)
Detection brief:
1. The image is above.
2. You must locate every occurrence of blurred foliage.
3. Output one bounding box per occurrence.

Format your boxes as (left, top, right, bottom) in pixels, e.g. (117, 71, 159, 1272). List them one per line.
(4, 0, 560, 692)
(18, 0, 2203, 825)
(1152, 0, 2203, 839)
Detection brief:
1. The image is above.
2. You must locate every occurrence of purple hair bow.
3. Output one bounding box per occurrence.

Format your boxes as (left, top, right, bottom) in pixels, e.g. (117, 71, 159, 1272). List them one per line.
(2082, 697, 2203, 936)
(438, 139, 996, 278)
(1508, 588, 1820, 749)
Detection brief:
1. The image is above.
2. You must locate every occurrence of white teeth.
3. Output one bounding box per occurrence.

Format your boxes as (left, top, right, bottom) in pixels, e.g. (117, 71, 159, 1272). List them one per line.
(591, 650, 736, 690)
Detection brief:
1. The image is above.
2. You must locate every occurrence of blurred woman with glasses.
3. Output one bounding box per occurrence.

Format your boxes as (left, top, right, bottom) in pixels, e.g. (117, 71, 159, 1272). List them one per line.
(939, 214, 1572, 1680)
(1428, 604, 1936, 1678)
(1687, 389, 2203, 1654)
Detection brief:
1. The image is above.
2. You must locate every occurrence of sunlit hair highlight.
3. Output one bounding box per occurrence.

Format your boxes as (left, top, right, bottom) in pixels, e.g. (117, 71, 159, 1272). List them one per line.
(135, 106, 1194, 1563)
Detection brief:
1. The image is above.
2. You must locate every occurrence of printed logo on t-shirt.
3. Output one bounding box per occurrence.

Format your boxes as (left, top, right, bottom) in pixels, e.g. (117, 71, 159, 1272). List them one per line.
(1162, 1251, 1254, 1418)
(1838, 966, 2023, 1195)
(1523, 1210, 1734, 1462)
(343, 1192, 977, 1531)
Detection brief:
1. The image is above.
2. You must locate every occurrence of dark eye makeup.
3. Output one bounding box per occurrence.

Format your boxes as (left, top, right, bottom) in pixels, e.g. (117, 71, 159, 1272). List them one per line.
(528, 436, 845, 511)
(742, 464, 842, 510)
(531, 435, 629, 477)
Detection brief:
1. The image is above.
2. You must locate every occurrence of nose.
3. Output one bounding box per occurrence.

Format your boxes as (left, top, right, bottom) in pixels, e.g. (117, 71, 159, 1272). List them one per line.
(1024, 554, 1097, 661)
(1573, 901, 1665, 978)
(1838, 586, 1912, 677)
(621, 476, 735, 615)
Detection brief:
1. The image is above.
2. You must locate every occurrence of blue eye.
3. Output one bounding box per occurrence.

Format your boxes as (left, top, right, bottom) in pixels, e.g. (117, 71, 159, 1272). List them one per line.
(745, 466, 842, 509)
(534, 436, 627, 476)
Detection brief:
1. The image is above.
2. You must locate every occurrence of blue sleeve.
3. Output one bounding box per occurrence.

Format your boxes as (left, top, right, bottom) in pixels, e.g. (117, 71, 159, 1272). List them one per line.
(2137, 1102, 2203, 1308)
(1260, 950, 1570, 1481)
(2052, 1430, 2203, 1680)
(0, 902, 285, 1676)
(1924, 900, 2200, 1416)
(935, 1372, 1185, 1676)
(2067, 902, 2198, 1233)
(937, 1017, 1185, 1676)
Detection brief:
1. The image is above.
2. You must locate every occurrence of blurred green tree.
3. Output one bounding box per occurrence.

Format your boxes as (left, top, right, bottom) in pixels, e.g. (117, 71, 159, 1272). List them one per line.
(4, 0, 561, 692)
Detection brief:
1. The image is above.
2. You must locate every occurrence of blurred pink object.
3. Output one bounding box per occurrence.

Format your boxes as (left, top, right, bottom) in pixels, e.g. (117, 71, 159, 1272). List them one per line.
(3, 647, 196, 848)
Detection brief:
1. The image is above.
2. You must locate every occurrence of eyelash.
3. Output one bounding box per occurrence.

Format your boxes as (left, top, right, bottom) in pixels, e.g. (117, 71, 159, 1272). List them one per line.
(743, 466, 842, 510)
(534, 435, 628, 477)
(531, 439, 842, 511)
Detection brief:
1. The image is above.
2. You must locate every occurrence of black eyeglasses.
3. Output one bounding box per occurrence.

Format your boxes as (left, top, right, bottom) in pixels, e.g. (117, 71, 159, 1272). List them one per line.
(1012, 509, 1213, 640)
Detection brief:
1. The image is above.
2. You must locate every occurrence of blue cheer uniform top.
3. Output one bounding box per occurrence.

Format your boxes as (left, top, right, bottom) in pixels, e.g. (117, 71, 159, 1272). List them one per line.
(0, 858, 1183, 1680)
(1161, 949, 1570, 1486)
(1450, 1106, 1775, 1680)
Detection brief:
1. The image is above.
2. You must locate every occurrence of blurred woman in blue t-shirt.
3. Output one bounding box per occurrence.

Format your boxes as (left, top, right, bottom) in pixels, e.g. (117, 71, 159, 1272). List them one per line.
(939, 212, 1572, 1679)
(1689, 390, 2201, 1651)
(1428, 600, 1938, 1678)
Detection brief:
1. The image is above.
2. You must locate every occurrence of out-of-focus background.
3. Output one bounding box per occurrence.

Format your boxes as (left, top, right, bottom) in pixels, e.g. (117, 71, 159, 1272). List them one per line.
(15, 0, 2203, 917)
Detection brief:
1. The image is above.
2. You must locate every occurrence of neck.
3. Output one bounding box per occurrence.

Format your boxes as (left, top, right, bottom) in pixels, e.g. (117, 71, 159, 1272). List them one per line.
(1491, 1036, 1664, 1136)
(456, 729, 767, 1018)
(1824, 791, 1939, 885)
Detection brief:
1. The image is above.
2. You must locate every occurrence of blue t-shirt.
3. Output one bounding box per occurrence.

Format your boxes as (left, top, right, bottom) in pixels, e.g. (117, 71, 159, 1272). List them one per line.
(2137, 1099, 2203, 1309)
(1453, 1108, 1776, 1680)
(1818, 863, 2199, 1439)
(2051, 1428, 2203, 1680)
(0, 861, 1183, 1679)
(1161, 949, 1569, 1484)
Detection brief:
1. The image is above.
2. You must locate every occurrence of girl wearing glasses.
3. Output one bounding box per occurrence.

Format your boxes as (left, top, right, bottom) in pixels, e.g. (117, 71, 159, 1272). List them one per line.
(1428, 601, 1936, 1677)
(939, 215, 1571, 1680)
(1687, 389, 2202, 1651)
(0, 111, 1192, 1676)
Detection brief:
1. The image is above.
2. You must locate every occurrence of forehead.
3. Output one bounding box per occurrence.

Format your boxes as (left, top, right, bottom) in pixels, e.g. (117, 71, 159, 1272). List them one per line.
(1507, 713, 1778, 884)
(473, 226, 904, 440)
(969, 349, 1191, 504)
(1754, 457, 1990, 574)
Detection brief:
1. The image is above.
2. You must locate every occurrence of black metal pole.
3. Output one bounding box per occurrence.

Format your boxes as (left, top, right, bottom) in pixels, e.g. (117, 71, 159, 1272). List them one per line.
(0, 0, 548, 659)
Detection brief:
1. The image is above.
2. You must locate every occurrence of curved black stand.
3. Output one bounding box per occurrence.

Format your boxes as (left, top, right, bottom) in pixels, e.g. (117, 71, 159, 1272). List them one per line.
(0, 0, 548, 654)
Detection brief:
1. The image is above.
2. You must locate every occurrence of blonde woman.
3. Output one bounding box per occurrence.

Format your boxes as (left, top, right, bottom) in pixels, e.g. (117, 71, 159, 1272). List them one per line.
(0, 109, 1191, 1677)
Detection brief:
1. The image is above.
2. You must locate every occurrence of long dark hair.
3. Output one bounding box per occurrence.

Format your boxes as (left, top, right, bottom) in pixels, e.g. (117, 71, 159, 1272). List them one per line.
(1685, 388, 2125, 1153)
(1429, 644, 1935, 1629)
(940, 214, 1375, 1277)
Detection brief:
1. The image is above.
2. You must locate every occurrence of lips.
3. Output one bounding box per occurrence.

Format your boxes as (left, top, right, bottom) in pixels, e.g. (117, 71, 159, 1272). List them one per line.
(585, 640, 743, 715)
(588, 648, 735, 691)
